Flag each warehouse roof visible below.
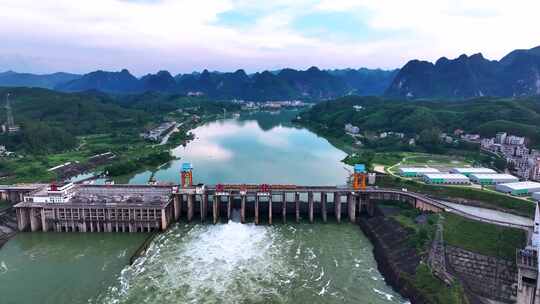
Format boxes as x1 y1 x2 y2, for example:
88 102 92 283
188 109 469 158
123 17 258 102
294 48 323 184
497 181 540 190
399 167 440 173
423 173 469 179
469 173 518 180
451 167 496 174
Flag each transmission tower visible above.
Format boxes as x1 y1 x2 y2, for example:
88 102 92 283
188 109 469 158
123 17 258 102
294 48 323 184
5 93 19 133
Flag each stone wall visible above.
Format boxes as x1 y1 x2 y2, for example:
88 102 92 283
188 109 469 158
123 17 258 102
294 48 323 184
446 245 517 304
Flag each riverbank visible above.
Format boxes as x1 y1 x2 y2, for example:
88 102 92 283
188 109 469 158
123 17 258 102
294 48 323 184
0 208 17 249
359 207 475 304
358 200 526 304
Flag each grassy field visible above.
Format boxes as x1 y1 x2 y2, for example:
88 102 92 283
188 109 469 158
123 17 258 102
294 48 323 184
387 152 475 175
444 213 526 260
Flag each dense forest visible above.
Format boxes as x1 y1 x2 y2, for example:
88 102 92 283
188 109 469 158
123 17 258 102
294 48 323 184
0 87 151 153
0 88 238 154
300 95 540 149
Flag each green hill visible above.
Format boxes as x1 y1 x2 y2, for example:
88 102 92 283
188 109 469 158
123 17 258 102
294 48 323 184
300 96 540 148
0 87 151 153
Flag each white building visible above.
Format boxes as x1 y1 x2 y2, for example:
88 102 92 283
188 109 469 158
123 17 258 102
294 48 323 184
481 138 495 149
462 134 480 141
496 181 540 196
450 167 497 176
423 173 470 185
506 135 525 146
515 146 530 157
469 173 519 185
23 183 77 204
530 159 540 181
353 105 363 112
344 124 360 134
496 132 507 144
398 167 440 177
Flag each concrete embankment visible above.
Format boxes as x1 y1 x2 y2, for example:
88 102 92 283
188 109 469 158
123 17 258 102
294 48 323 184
358 207 519 304
358 213 430 304
129 232 159 265
0 208 17 249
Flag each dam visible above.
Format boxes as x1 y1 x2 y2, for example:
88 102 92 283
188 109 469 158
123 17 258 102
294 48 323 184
12 179 445 233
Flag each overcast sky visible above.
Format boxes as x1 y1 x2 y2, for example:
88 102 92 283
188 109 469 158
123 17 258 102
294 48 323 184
1 0 539 76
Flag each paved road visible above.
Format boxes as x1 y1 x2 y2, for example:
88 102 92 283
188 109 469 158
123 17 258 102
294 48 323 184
436 200 533 229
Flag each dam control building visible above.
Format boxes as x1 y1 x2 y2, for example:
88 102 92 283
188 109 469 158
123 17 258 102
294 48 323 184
15 183 174 232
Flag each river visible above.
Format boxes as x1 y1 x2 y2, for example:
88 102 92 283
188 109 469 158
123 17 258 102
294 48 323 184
0 110 407 304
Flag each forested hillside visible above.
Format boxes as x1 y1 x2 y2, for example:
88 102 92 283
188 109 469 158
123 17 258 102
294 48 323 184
301 96 540 147
0 87 150 153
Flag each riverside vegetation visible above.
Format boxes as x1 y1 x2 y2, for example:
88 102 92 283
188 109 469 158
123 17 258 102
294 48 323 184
298 95 538 217
0 87 239 183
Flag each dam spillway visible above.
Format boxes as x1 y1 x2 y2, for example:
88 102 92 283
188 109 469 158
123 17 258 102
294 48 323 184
12 182 445 233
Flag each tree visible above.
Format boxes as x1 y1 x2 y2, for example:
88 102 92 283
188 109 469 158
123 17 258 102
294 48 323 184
418 128 444 153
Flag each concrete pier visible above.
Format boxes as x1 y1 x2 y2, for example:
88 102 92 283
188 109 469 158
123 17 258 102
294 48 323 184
321 192 327 223
308 192 314 224
41 208 48 232
241 195 246 223
255 196 260 225
16 207 29 231
227 196 232 221
29 208 41 232
187 195 194 222
201 194 208 222
334 193 341 223
213 196 220 224
268 196 273 225
282 193 287 224
348 194 356 223
173 195 181 221
295 192 300 223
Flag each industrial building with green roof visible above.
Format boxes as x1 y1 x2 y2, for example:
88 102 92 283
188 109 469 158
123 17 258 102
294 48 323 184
496 181 540 196
469 173 519 185
423 173 470 185
398 167 440 177
449 167 497 177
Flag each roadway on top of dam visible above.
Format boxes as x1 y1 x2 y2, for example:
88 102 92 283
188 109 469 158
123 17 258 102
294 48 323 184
181 185 534 230
2 182 533 230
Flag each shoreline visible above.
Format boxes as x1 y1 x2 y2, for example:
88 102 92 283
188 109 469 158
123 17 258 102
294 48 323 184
0 208 17 250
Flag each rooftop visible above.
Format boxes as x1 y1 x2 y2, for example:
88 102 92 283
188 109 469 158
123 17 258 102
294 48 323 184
17 184 173 208
423 173 469 179
469 173 518 180
497 181 540 190
399 167 440 173
451 167 496 173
